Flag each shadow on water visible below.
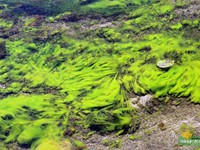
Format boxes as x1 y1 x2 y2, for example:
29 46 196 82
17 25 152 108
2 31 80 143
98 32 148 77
10 4 48 16
0 0 77 16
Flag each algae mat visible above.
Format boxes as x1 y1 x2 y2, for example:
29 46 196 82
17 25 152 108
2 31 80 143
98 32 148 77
0 0 200 149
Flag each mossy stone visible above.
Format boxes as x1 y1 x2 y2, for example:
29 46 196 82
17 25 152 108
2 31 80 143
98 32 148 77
36 139 72 150
17 126 43 145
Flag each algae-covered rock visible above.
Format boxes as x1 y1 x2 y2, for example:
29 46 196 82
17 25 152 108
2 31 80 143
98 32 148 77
17 126 43 145
0 95 69 147
171 23 183 30
97 28 121 42
73 139 87 150
157 59 175 69
36 139 72 150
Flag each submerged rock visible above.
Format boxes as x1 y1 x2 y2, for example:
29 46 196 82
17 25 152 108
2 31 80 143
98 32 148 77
157 59 175 69
138 94 153 107
36 139 72 150
130 94 154 113
0 84 6 89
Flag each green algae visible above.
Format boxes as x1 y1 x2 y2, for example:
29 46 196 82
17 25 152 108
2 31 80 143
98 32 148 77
171 23 183 30
0 0 200 149
0 18 13 29
0 95 69 148
72 139 86 150
175 0 190 8
77 0 163 16
1 29 200 144
0 38 140 147
35 139 72 150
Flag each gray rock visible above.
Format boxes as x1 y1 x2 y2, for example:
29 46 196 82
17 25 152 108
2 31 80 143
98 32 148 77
157 59 175 69
129 94 154 111
138 94 153 107
0 84 6 89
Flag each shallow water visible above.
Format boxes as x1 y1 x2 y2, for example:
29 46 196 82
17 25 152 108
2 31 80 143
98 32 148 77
0 0 200 149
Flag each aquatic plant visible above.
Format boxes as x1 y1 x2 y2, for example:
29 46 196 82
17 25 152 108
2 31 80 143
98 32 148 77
0 95 69 148
0 0 200 149
0 18 13 29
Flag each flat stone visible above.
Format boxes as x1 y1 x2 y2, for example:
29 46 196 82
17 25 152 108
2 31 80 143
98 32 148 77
157 59 175 69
